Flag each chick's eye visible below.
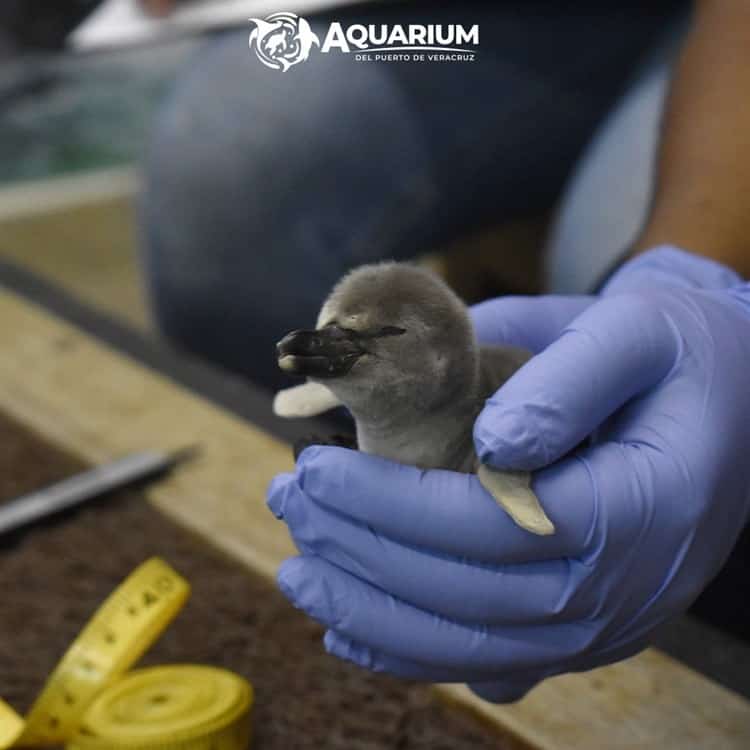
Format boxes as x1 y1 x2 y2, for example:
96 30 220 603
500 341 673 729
325 324 407 339
378 326 407 337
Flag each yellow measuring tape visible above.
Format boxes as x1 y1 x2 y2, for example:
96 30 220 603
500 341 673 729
0 558 254 750
69 666 252 750
0 701 25 749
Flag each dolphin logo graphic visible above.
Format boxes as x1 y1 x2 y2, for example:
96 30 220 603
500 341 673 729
249 13 320 72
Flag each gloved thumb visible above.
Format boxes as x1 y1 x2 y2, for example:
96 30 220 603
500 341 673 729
470 295 594 353
474 294 677 471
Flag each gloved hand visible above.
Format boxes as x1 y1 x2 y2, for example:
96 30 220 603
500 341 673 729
266 246 750 702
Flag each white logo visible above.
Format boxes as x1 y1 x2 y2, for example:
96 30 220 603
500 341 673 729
248 12 320 72
321 23 479 54
248 15 479 70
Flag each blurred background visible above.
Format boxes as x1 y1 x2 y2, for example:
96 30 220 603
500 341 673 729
0 1 203 331
0 0 553 355
3 0 690 391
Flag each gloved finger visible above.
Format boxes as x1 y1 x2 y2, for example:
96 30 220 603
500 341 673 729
474 294 679 471
277 471 592 624
324 630 649 698
468 679 539 703
328 627 650 700
324 631 547 692
283 447 595 564
469 295 594 352
266 471 297 518
277 555 598 673
464 634 652 704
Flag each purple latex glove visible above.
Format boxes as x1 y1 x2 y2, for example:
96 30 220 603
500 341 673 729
267 246 750 702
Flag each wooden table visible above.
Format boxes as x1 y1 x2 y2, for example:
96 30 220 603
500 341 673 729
0 266 748 750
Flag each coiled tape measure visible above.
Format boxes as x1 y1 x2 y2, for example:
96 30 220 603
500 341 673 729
0 558 253 750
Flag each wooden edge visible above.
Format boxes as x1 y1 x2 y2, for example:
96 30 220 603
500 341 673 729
0 167 138 222
0 288 748 749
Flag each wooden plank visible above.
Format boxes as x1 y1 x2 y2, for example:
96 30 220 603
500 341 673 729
0 288 748 749
0 288 295 580
446 650 750 750
0 168 137 222
0 192 149 332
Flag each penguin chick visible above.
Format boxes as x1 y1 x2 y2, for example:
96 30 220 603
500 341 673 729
275 262 555 535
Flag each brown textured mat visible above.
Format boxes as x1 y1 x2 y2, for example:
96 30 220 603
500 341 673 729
0 411 528 750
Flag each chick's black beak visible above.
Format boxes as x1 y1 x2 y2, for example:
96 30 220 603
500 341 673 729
276 326 366 378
